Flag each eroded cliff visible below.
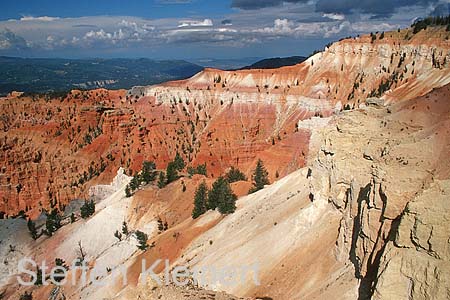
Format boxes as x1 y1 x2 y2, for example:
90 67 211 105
3 25 448 218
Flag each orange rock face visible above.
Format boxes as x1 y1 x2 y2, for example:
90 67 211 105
0 87 313 218
1 26 449 217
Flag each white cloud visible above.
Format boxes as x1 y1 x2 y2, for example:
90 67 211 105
20 16 60 22
118 20 155 32
84 29 112 40
178 19 213 28
323 13 345 21
0 7 410 56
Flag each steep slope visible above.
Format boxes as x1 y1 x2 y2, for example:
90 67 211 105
171 83 450 299
3 83 449 300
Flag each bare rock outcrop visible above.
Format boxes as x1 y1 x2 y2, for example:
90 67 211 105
372 180 450 300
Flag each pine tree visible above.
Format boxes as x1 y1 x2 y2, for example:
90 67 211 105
122 221 129 236
70 213 76 223
173 152 185 171
135 230 148 251
19 291 33 300
80 200 95 219
125 185 132 197
34 266 43 286
196 163 207 176
249 159 270 194
54 258 68 283
192 182 208 219
157 217 164 232
129 173 141 191
141 161 157 183
187 163 207 177
157 171 167 188
208 177 237 214
166 161 178 184
225 166 247 183
45 209 62 236
114 230 122 241
27 219 38 240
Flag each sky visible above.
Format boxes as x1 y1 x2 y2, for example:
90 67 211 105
0 0 448 60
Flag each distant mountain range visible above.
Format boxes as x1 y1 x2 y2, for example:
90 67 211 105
0 56 308 96
0 56 203 95
240 56 307 70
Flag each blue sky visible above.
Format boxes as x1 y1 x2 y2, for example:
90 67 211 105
0 0 231 20
0 0 447 60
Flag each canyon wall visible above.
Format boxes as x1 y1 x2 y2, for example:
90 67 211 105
1 26 449 220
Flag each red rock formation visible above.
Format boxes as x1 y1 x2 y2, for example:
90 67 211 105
1 26 449 218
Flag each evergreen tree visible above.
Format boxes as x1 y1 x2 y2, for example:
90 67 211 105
80 200 95 219
157 171 167 188
192 182 208 219
34 266 43 286
122 221 129 236
27 219 38 240
45 209 62 236
135 230 148 251
196 163 207 176
125 185 132 197
156 217 168 232
70 213 76 223
157 217 165 232
19 291 33 300
187 163 207 177
166 161 178 184
54 258 68 283
129 173 141 191
249 159 269 194
225 166 247 183
173 152 185 170
114 230 122 241
141 161 157 183
208 177 237 214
